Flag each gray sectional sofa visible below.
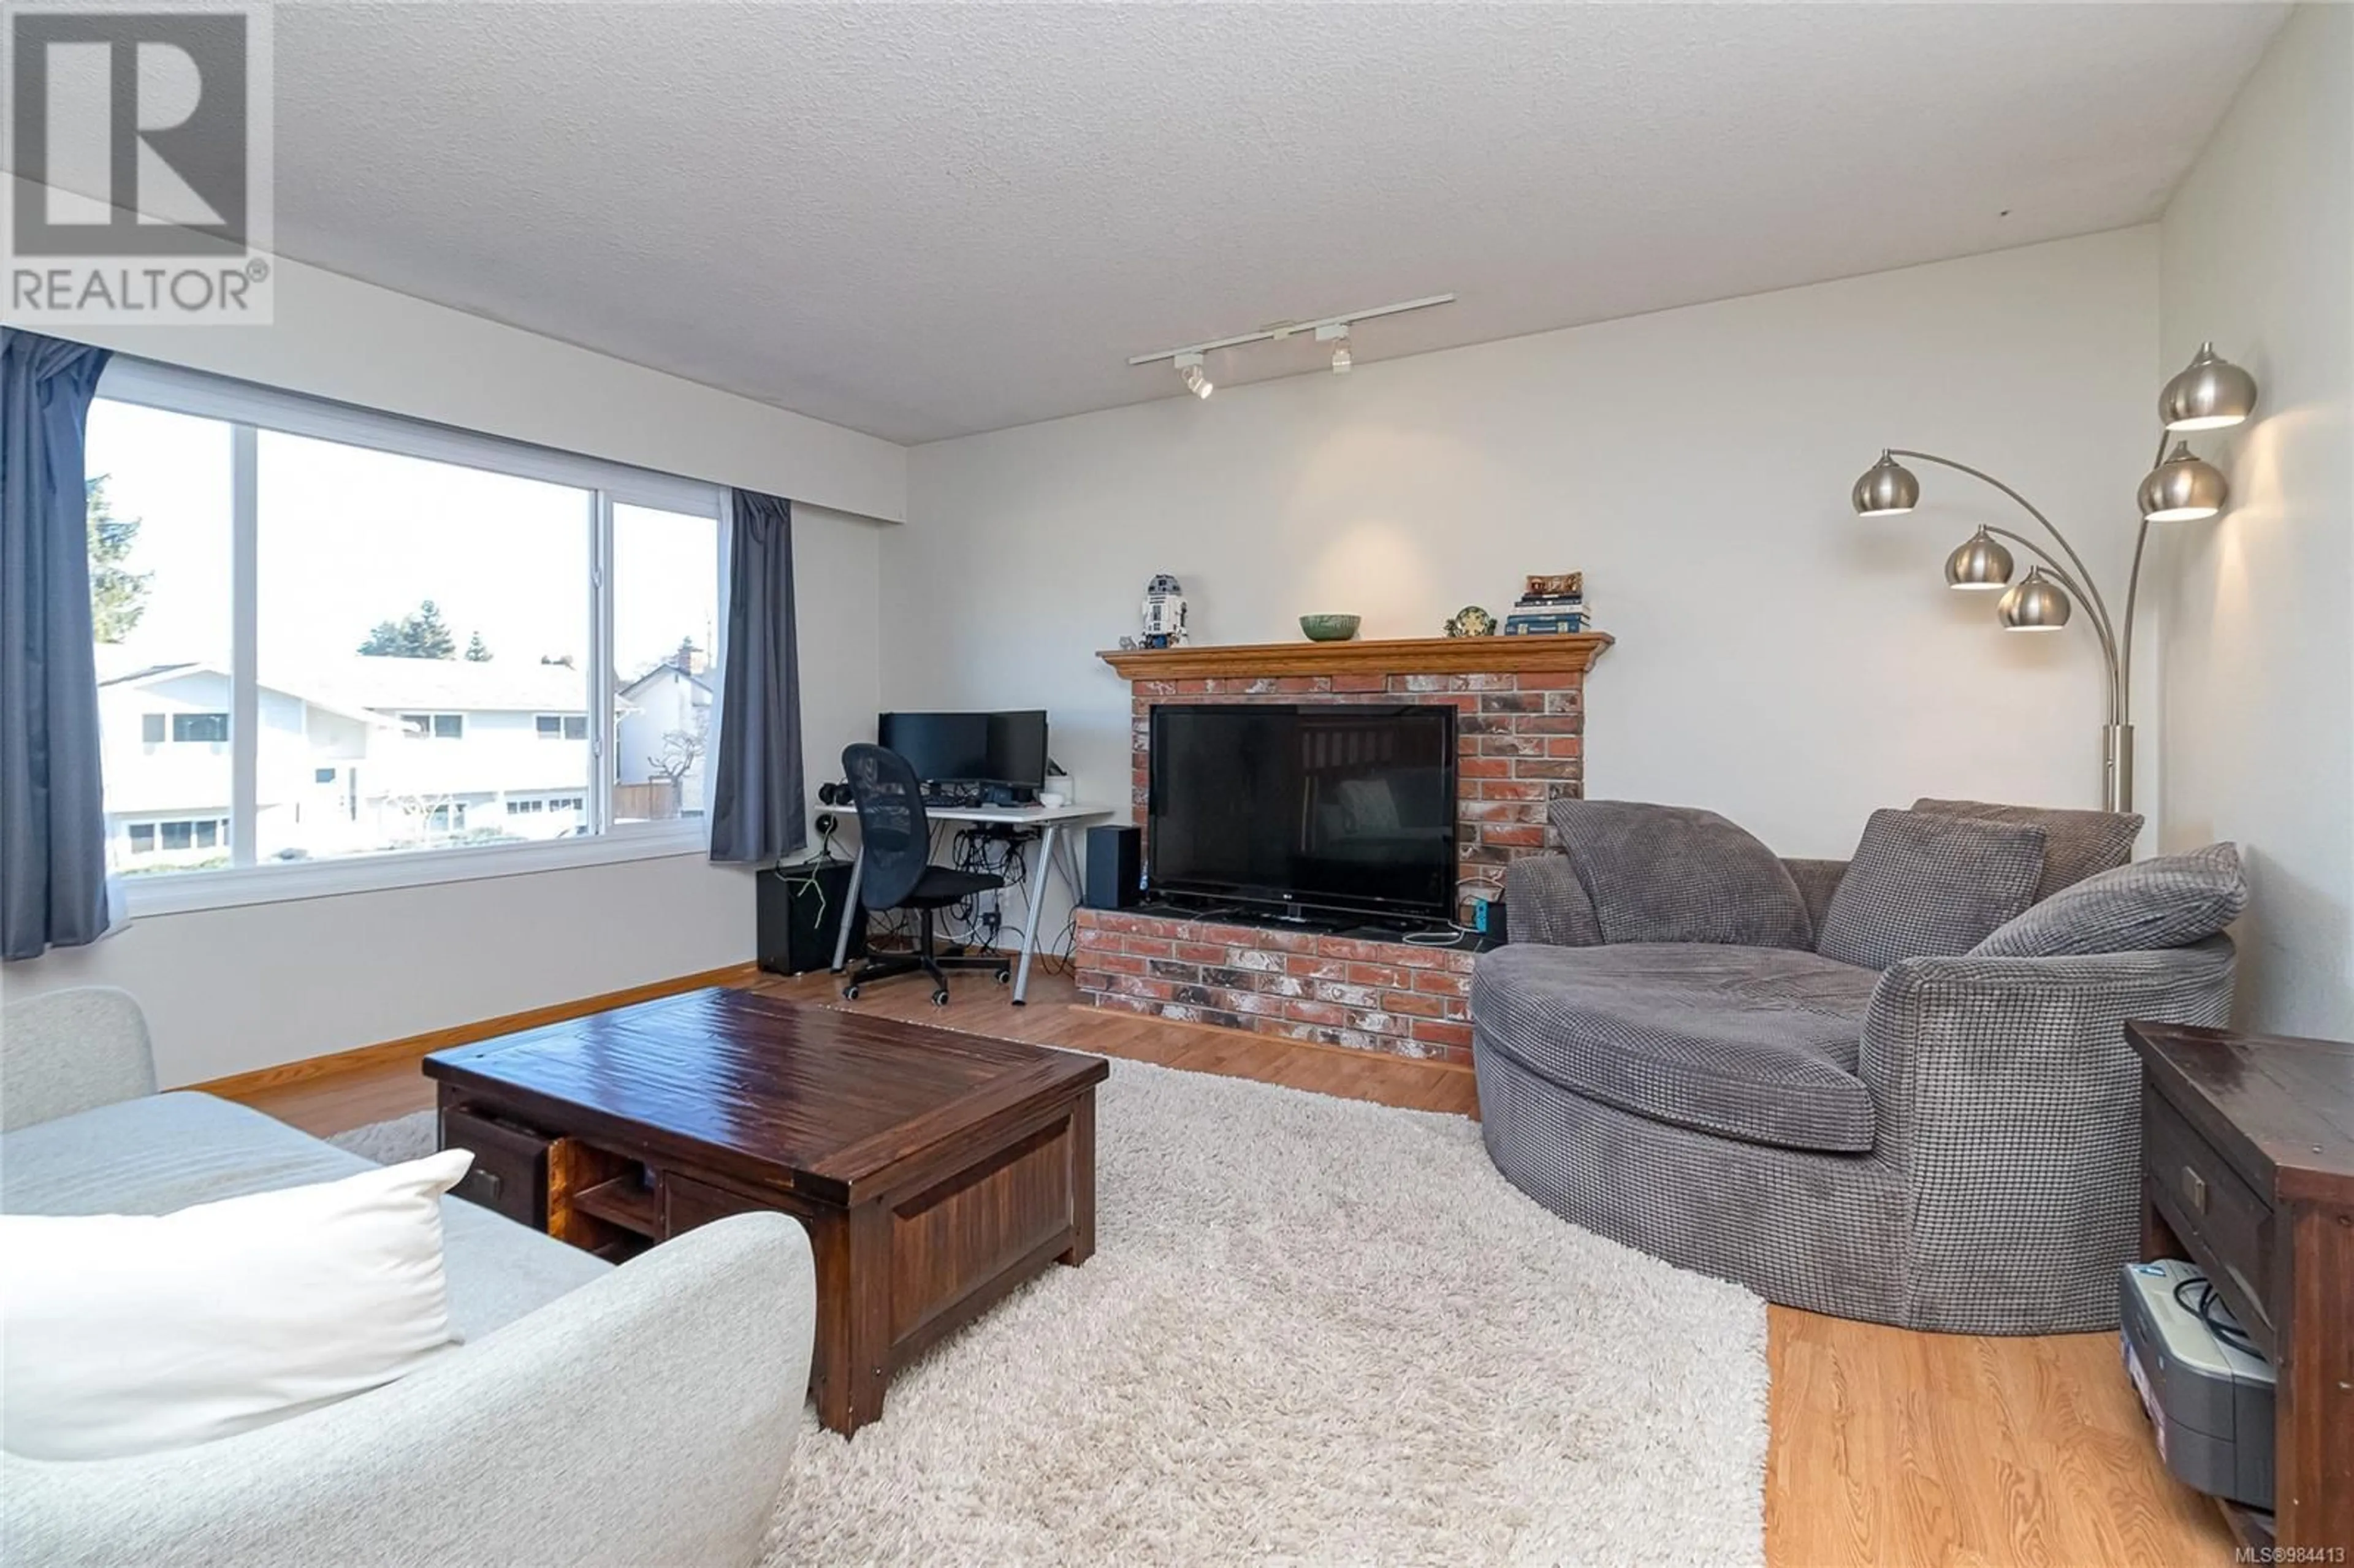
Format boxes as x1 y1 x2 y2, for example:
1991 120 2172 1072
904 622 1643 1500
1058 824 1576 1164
1 987 816 1568
1473 798 2246 1334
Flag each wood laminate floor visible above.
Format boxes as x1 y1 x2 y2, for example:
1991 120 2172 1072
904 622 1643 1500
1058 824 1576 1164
224 967 2234 1567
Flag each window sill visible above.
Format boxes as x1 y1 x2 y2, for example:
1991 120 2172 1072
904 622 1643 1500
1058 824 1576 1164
116 824 716 918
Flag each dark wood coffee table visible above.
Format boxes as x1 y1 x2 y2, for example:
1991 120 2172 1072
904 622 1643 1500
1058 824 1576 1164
422 987 1108 1435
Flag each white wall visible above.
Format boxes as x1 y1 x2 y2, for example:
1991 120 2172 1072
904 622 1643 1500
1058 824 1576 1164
3 245 895 1086
2155 2 2354 1038
895 231 2162 871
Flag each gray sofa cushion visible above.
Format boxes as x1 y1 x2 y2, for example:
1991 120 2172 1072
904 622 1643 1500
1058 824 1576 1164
1912 797 2141 901
1973 842 2247 958
1548 799 1813 950
1816 809 2046 970
1471 942 1880 1152
0 1091 608 1343
1782 858 1848 935
1503 850 1602 946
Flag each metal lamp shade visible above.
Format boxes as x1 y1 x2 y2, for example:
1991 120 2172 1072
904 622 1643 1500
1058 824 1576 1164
1945 528 2015 590
2161 343 2259 432
1851 453 1919 516
1998 569 2072 631
2139 442 2230 522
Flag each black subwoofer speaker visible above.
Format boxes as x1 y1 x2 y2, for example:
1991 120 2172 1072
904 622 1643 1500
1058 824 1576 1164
756 858 864 976
1084 824 1141 910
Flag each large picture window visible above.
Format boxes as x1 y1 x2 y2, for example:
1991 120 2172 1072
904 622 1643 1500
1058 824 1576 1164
85 359 726 912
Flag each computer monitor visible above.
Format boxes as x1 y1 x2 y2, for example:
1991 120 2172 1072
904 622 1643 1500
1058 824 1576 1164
877 712 989 784
877 710 1049 790
985 710 1048 790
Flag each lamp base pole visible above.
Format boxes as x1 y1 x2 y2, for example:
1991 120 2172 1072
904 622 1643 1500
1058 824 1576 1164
2103 723 2133 815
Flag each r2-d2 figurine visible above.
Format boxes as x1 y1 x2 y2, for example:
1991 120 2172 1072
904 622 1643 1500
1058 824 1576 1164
1140 573 1189 649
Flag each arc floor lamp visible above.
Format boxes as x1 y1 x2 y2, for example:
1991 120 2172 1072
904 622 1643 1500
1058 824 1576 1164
1850 343 2258 813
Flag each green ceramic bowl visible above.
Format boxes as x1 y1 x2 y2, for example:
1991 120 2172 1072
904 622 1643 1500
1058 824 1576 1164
1300 614 1362 642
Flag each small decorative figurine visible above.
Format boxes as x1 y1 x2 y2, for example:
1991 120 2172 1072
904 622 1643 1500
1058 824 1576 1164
1140 573 1189 649
1444 605 1498 637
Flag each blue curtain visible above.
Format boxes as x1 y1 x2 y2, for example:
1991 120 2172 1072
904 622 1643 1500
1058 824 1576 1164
1 330 115 959
708 489 807 865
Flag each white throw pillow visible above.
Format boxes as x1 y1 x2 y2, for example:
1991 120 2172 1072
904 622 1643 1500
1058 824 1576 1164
2 1148 473 1461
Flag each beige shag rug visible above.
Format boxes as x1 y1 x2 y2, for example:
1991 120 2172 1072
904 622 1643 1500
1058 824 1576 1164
337 1059 1766 1566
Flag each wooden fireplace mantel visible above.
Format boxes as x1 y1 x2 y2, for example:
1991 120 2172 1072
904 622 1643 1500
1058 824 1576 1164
1096 632 1613 681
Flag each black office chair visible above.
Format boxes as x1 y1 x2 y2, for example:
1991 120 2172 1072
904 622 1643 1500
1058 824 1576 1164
840 743 1011 1006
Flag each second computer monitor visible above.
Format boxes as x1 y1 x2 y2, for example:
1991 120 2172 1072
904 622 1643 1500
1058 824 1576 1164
878 710 1048 790
985 710 1048 791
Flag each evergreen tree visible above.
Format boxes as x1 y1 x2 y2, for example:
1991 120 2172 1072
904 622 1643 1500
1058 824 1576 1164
463 631 492 662
86 476 151 644
357 599 459 659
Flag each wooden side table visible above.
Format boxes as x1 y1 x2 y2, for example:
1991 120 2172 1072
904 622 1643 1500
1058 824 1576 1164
2128 1021 2354 1556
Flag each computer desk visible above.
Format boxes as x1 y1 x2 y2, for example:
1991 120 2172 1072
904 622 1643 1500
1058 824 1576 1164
829 801 1116 1003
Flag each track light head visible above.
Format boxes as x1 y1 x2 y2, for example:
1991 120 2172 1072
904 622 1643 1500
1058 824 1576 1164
1317 322 1351 375
1175 352 1213 400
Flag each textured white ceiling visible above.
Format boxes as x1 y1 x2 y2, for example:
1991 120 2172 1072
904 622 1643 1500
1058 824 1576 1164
267 2 2286 444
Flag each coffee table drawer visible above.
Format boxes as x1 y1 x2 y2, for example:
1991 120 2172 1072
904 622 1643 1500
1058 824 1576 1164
440 1105 551 1230
2143 1090 2276 1345
665 1170 818 1234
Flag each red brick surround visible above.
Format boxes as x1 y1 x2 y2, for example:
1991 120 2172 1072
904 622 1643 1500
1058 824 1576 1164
1074 908 1477 1061
1084 636 1613 1060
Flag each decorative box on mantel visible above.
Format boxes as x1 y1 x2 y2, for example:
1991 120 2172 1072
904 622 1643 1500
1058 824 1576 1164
1086 633 1613 1060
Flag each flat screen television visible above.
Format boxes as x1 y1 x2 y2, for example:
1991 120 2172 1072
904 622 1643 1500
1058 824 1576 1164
1148 704 1457 924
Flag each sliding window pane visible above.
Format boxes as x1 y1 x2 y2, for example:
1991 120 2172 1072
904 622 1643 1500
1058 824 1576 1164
85 400 234 876
256 432 592 859
612 503 720 823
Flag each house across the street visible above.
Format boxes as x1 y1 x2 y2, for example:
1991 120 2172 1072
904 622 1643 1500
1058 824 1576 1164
93 651 666 870
614 639 712 823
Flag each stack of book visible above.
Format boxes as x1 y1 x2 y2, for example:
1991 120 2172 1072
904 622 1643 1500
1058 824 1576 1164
1503 585 1587 636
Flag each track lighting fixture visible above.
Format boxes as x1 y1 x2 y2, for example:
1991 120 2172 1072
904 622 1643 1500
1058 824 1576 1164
1317 322 1352 375
1128 292 1453 400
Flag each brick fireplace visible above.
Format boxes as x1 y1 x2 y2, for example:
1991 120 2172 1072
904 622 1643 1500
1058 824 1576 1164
1077 633 1612 1060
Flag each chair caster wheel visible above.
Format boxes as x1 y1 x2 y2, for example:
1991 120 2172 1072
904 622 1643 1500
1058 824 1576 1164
842 984 860 1000
996 969 1011 985
931 988 951 1007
